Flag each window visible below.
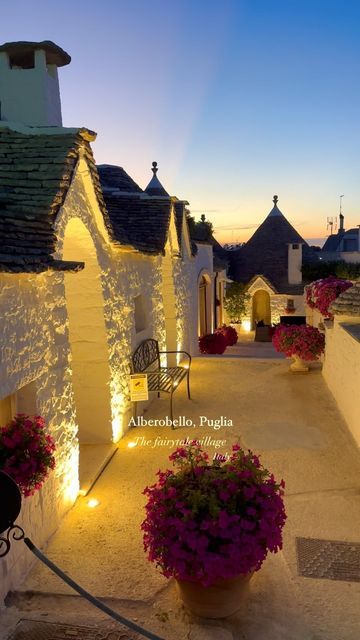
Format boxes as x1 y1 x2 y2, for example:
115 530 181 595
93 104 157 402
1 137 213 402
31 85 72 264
9 51 35 69
134 295 148 333
292 243 299 250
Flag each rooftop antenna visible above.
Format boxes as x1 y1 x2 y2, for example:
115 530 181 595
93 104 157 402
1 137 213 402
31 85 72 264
327 217 336 234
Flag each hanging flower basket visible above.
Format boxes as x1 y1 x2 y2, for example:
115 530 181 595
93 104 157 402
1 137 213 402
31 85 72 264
142 442 286 617
199 332 227 354
0 414 56 497
215 324 238 346
305 276 353 320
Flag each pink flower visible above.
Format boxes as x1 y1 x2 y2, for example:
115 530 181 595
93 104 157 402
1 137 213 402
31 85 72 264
0 414 56 497
142 442 286 586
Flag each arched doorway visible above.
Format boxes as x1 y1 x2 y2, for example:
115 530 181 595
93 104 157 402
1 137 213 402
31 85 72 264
198 274 211 336
252 289 271 327
62 218 113 490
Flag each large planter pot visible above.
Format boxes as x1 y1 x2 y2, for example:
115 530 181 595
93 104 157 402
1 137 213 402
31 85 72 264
176 571 253 618
290 354 309 373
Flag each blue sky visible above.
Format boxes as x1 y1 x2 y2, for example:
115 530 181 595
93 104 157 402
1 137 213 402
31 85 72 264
2 0 360 244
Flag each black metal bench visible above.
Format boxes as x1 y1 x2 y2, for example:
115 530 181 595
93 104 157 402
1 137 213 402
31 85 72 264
131 339 191 424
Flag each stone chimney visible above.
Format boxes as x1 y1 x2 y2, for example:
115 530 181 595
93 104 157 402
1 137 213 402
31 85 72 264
0 40 70 126
288 243 303 285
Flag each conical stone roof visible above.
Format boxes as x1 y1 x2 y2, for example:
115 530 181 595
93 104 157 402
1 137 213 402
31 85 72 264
229 196 317 293
330 280 360 316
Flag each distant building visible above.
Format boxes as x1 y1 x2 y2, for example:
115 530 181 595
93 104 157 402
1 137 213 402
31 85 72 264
228 196 317 328
322 213 360 262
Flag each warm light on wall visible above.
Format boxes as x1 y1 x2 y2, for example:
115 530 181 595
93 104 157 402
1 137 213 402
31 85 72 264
62 445 80 505
111 390 127 443
242 320 251 332
127 441 137 448
87 498 100 508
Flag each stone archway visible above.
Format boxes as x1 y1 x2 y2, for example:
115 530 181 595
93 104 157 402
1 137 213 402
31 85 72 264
252 289 271 328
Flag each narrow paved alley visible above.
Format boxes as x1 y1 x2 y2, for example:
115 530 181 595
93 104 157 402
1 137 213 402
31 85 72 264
2 356 360 640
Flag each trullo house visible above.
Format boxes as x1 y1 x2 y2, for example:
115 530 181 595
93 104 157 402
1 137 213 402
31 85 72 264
0 40 222 601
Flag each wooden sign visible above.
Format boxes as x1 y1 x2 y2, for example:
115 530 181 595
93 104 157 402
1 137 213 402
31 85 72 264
129 374 149 401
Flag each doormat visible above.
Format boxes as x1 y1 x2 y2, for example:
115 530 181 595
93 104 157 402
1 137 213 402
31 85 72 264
9 619 142 640
296 536 360 582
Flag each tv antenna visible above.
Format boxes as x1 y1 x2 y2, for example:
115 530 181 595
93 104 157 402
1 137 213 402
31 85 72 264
327 217 337 234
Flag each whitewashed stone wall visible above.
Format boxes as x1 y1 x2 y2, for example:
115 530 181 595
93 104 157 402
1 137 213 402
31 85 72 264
323 318 360 447
172 217 197 357
192 244 214 352
0 270 78 604
0 159 168 603
270 294 305 324
241 276 305 326
55 160 167 439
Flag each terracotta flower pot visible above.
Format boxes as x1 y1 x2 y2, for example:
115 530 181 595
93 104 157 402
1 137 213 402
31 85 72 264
290 354 309 373
176 571 253 618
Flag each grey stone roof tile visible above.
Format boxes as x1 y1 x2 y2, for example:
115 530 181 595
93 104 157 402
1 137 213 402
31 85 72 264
0 126 108 272
330 280 360 316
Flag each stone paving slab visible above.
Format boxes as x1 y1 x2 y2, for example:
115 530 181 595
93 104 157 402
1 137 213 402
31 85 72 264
9 619 139 639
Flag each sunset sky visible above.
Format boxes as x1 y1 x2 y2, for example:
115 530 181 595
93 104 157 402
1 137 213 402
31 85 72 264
3 0 360 245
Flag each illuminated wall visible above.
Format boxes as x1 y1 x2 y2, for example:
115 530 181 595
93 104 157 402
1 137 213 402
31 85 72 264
62 218 113 444
0 270 78 603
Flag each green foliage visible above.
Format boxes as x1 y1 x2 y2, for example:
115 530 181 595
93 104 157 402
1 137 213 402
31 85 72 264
186 212 213 242
302 260 360 281
223 282 250 323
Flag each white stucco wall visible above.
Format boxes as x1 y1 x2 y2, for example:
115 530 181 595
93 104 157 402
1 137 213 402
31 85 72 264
287 243 302 284
323 317 360 447
0 152 206 602
0 270 78 604
171 213 198 358
192 243 214 351
0 159 168 603
55 160 167 439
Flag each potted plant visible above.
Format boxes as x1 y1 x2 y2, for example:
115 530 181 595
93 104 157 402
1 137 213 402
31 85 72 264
199 332 227 355
272 324 325 372
305 276 352 320
142 442 286 618
215 324 238 346
0 414 56 497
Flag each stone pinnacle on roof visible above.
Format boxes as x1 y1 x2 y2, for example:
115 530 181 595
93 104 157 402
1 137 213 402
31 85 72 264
330 280 360 316
267 194 284 218
145 161 169 197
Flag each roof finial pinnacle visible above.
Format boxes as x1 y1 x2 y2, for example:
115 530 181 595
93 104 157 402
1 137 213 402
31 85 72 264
151 161 158 176
273 195 278 205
